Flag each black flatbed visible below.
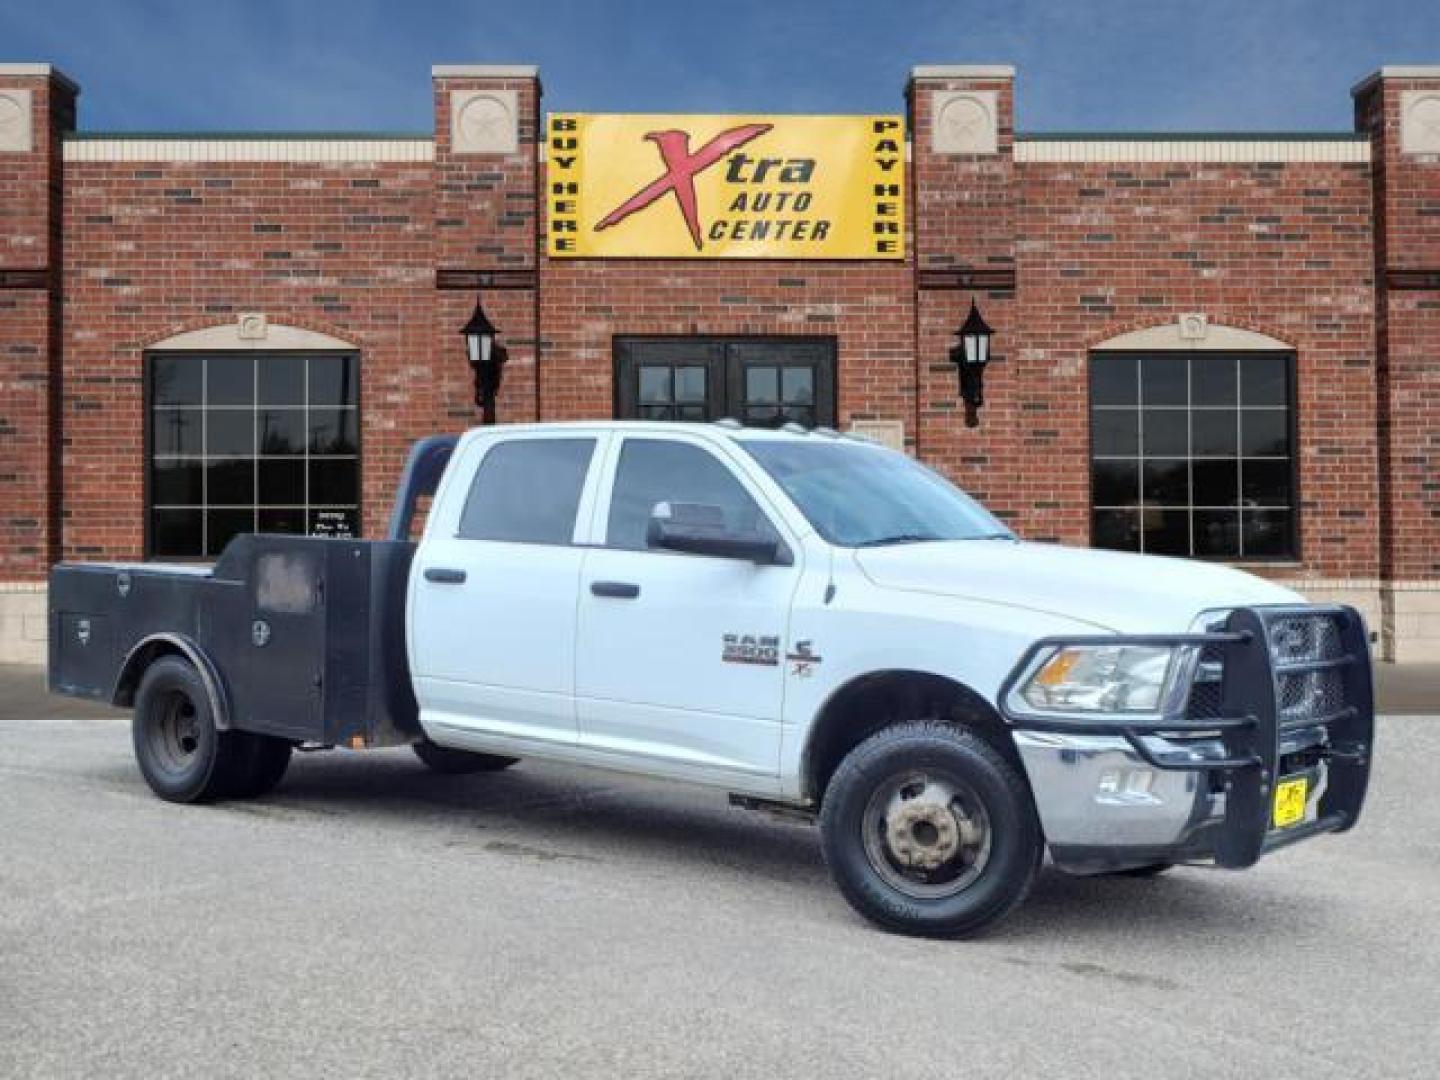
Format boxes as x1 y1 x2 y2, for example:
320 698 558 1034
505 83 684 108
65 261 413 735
47 435 460 748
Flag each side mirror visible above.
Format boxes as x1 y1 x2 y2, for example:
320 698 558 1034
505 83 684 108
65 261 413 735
646 501 786 565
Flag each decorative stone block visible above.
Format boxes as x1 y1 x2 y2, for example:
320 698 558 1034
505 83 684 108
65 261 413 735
237 312 268 340
0 87 33 152
849 420 907 452
0 587 47 665
451 88 519 155
1178 313 1208 340
1400 90 1440 155
932 90 998 155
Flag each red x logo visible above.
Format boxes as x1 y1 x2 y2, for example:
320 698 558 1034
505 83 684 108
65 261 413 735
595 123 773 251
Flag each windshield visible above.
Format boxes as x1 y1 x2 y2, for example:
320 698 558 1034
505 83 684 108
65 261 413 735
739 439 1013 547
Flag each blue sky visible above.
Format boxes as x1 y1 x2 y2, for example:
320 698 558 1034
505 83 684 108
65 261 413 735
3 0 1437 133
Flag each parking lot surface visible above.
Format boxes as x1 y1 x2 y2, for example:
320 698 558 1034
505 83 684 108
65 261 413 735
2 709 1437 1079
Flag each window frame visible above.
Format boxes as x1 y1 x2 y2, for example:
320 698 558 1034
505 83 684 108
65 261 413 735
453 434 602 548
1086 348 1301 563
143 349 362 562
589 432 797 560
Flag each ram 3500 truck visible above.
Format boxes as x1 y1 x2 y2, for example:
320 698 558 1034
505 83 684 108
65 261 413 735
49 421 1374 937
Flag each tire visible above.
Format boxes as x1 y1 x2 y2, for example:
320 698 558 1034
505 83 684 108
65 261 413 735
225 734 293 798
819 721 1043 939
412 739 517 775
132 656 245 803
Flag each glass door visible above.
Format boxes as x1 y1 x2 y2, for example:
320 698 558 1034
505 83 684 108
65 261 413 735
725 339 832 429
614 337 836 428
614 339 725 422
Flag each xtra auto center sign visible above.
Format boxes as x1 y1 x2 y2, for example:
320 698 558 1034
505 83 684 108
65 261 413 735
546 114 905 259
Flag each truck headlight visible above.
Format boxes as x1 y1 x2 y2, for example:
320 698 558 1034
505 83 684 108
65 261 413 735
1020 645 1178 713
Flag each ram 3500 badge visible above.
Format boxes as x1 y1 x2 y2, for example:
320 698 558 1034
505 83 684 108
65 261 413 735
48 422 1373 937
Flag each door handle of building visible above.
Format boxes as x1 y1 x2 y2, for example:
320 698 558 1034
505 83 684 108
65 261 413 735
590 581 640 599
423 567 467 584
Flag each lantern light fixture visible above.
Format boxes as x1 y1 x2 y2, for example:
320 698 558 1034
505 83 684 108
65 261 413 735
460 295 506 425
949 299 994 428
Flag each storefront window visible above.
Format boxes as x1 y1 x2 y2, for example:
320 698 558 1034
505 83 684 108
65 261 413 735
1089 352 1295 560
147 353 360 558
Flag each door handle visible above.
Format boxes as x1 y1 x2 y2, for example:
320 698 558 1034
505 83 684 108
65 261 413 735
423 567 467 584
590 580 640 599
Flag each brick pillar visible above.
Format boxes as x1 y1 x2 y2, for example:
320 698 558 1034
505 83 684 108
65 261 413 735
0 64 75 662
1354 66 1440 661
908 66 1027 527
431 65 541 430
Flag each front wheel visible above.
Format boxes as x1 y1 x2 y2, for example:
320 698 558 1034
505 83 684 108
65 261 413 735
819 721 1042 938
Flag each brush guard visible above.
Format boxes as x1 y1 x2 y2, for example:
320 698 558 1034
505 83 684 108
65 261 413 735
999 605 1374 869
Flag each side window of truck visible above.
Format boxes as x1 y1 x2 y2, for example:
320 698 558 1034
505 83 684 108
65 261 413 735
458 438 596 545
606 438 779 551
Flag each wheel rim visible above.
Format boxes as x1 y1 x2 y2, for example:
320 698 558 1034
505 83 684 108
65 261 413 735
146 688 204 778
860 769 993 900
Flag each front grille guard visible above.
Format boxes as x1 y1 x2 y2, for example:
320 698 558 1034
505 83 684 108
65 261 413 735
998 605 1374 868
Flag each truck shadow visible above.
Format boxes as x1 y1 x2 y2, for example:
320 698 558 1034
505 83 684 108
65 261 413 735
190 750 1329 942
248 751 830 887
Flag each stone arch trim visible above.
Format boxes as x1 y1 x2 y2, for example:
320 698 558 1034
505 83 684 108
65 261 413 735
144 318 359 352
1090 319 1295 353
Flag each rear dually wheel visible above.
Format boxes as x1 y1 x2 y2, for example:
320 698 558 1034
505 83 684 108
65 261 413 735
131 656 245 803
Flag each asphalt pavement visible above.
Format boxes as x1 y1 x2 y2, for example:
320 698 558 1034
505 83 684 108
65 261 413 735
2 697 1438 1079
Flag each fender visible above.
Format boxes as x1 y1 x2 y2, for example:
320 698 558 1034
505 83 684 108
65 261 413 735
111 632 233 731
794 667 1021 805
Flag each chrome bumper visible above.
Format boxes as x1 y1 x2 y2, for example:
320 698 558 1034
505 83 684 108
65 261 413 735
1013 731 1225 873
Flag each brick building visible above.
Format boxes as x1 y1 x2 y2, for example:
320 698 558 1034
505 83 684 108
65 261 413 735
1 61 1437 663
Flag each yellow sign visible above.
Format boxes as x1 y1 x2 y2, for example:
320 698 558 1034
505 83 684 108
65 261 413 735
1272 777 1309 829
547 113 905 260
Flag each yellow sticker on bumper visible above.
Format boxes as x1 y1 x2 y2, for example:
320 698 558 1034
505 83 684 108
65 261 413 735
1273 777 1309 829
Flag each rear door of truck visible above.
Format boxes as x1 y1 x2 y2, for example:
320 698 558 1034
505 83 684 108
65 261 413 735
407 430 608 750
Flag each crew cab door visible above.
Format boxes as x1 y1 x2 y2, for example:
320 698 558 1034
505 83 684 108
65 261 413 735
574 433 800 779
409 432 604 748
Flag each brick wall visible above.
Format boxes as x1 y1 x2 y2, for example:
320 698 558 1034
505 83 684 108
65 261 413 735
536 260 915 431
909 72 1379 585
1 60 1437 663
60 156 438 551
910 71 1021 528
1356 71 1440 658
0 69 74 583
1010 156 1378 574
432 71 541 430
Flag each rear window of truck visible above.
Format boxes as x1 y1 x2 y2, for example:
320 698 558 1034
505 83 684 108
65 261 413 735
458 438 596 545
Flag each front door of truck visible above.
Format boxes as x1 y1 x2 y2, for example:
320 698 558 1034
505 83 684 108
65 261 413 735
409 432 604 750
574 434 799 779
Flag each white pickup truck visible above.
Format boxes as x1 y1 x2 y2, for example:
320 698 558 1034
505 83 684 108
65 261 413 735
48 421 1374 937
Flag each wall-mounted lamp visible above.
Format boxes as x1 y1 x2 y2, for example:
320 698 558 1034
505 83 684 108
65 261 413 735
461 294 506 425
948 299 994 428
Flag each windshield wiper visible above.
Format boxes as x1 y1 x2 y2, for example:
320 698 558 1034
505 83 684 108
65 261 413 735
853 533 943 547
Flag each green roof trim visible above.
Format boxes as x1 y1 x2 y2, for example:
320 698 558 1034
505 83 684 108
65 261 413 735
1018 131 1369 142
66 131 432 141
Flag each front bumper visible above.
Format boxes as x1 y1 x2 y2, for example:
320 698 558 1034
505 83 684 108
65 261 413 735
999 605 1374 874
